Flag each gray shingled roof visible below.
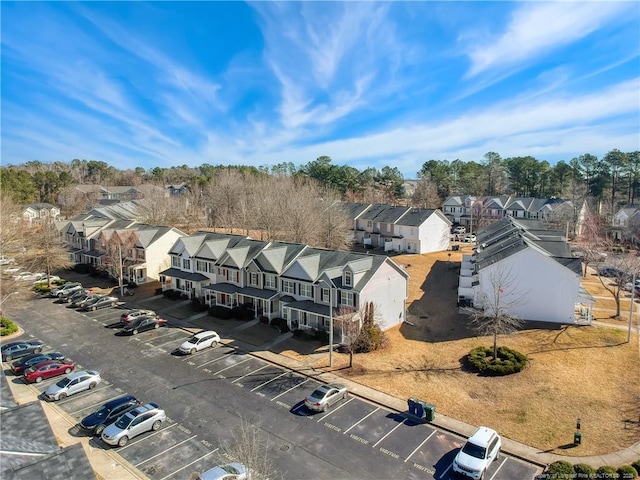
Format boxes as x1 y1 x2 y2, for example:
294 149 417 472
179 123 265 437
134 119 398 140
341 202 371 218
2 444 95 480
216 239 269 269
252 242 308 274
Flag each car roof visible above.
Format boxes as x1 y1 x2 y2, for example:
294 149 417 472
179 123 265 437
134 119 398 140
103 395 137 409
194 331 217 338
67 370 99 380
468 426 499 445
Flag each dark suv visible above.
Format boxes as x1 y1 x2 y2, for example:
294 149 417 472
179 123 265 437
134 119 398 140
80 395 140 436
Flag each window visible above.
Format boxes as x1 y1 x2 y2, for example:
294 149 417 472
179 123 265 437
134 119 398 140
299 283 313 298
171 256 180 268
182 259 191 270
265 274 277 289
282 280 295 294
341 291 355 306
196 260 207 272
231 270 239 283
367 221 372 228
344 271 352 287
249 272 259 286
321 288 330 303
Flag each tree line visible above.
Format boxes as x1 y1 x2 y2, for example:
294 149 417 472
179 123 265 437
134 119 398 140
1 149 638 215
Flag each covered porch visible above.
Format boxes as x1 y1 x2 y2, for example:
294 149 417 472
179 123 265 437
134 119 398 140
202 284 280 320
159 267 210 298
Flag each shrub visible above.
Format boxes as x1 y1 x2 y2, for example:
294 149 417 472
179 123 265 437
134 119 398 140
632 461 640 476
155 287 163 295
162 289 174 298
209 305 232 319
34 284 51 294
270 318 289 333
231 306 254 321
596 466 618 479
0 317 18 336
314 330 330 343
545 461 575 477
190 298 208 312
618 465 638 479
258 315 269 324
292 329 305 338
574 463 596 478
466 346 528 375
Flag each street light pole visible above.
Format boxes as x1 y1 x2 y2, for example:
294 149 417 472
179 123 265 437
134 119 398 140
629 272 636 343
329 287 334 367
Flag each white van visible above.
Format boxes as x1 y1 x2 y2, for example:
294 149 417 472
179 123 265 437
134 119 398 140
452 426 501 479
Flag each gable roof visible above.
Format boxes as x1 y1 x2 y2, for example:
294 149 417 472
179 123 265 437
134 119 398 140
252 242 308 274
341 202 372 219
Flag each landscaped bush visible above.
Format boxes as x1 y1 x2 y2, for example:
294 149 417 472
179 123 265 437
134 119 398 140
596 466 618 478
162 289 174 298
466 345 528 376
34 283 51 294
618 465 638 479
231 306 254 321
632 460 640 476
209 305 233 319
313 330 330 343
75 263 92 274
545 461 575 477
155 287 163 295
574 463 596 478
270 318 289 333
258 315 269 324
0 317 18 336
190 298 208 312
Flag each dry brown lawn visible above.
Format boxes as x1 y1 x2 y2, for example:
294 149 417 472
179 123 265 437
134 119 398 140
280 244 640 456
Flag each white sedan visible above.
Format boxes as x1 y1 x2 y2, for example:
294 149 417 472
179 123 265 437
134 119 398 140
179 331 220 354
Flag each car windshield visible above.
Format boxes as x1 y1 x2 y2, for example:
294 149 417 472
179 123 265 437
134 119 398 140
25 366 37 373
186 335 199 343
114 413 135 429
310 386 330 399
55 377 70 388
92 405 110 418
461 441 486 459
220 465 240 474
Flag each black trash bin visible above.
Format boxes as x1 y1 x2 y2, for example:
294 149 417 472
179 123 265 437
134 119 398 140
452 245 460 251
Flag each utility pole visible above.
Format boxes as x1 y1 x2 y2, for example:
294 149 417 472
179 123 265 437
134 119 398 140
117 241 124 297
329 287 334 367
629 271 636 343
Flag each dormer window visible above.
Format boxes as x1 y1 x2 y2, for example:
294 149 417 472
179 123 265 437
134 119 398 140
344 271 352 287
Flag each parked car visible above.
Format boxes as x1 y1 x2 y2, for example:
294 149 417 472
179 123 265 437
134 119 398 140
120 309 156 324
1 340 45 362
0 255 15 265
120 316 166 335
60 289 89 304
598 267 628 278
82 295 118 311
50 282 82 297
2 265 21 274
44 370 102 401
13 271 44 281
197 462 249 480
11 352 66 375
24 360 75 383
179 331 220 354
80 395 141 436
464 234 477 243
452 426 501 480
304 383 348 412
33 274 60 284
453 226 466 234
72 293 104 309
101 402 166 446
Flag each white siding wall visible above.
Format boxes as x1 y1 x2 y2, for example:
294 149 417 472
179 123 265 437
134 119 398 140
417 215 450 253
475 248 579 324
359 261 407 331
146 231 184 282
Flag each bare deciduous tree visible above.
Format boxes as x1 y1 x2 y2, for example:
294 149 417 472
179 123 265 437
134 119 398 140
21 216 72 287
471 264 526 359
96 229 138 296
219 419 281 480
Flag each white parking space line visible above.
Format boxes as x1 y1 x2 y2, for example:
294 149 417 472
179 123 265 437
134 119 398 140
134 434 197 467
250 371 288 392
317 397 353 422
231 364 269 384
488 457 508 480
270 377 309 401
55 384 112 405
193 349 230 367
211 357 251 376
404 429 436 462
343 407 380 434
118 422 177 451
158 447 220 480
70 393 128 415
372 418 407 448
437 463 452 479
149 335 189 351
144 330 185 344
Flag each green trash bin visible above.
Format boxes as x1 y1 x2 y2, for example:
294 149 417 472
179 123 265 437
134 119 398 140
574 431 582 445
422 402 436 422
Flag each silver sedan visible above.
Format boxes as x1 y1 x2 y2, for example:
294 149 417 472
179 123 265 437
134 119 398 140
304 383 348 412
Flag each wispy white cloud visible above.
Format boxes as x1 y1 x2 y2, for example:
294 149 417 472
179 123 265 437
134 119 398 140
465 2 631 78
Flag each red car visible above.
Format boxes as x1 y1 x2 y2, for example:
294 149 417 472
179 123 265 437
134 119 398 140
24 360 75 384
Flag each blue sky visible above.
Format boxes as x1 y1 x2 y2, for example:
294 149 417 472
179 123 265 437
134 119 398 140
1 1 639 179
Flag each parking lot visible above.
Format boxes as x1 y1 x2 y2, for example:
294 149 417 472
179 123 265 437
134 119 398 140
3 295 541 479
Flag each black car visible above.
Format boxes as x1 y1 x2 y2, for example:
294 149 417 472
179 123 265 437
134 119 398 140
120 316 166 335
598 267 628 278
80 395 140 435
59 289 88 304
11 352 66 375
1 340 45 362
